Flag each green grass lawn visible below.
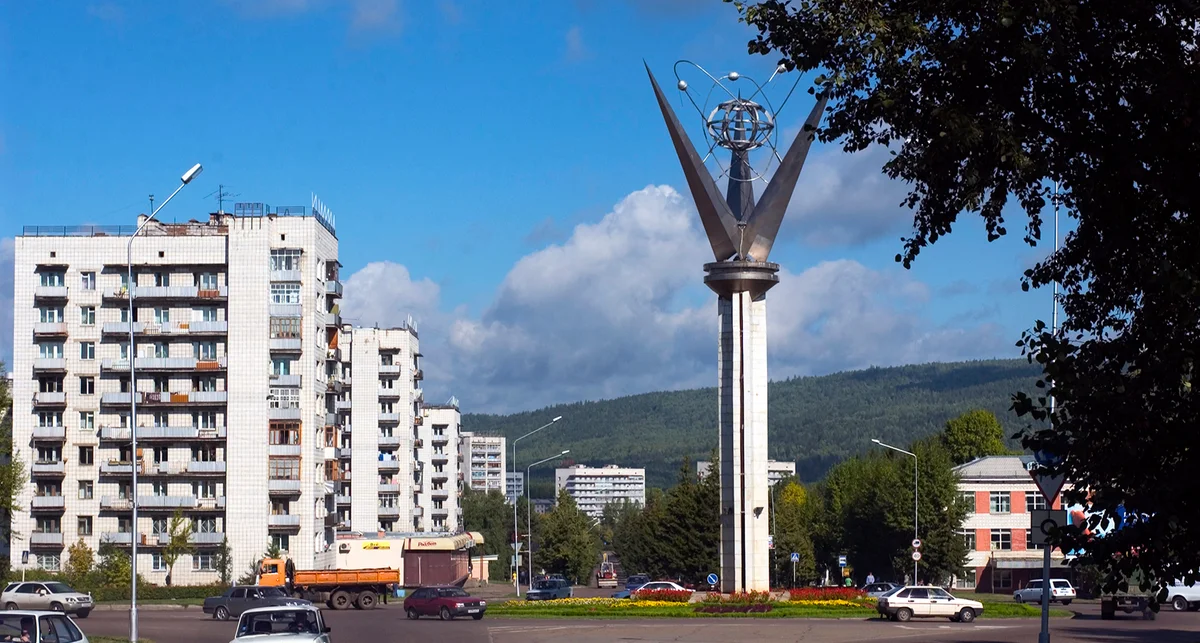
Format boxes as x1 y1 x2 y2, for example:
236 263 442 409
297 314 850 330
490 599 1074 620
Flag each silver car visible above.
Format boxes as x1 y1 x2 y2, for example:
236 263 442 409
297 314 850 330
230 605 332 642
0 610 90 642
0 582 93 617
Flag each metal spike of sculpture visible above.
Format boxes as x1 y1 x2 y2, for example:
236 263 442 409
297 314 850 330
647 61 826 593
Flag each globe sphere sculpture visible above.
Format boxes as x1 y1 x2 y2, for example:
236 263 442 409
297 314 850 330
706 98 775 152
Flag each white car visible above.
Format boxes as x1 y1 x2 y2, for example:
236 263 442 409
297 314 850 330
632 581 690 595
0 610 89 642
230 605 332 642
1167 580 1200 611
1013 579 1076 605
876 586 983 623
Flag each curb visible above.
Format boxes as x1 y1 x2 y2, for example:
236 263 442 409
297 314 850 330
93 604 199 611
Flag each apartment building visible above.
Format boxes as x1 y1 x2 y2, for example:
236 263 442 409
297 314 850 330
418 404 461 532
954 455 1071 591
696 459 796 487
554 464 645 520
459 432 506 495
10 208 341 584
505 472 524 503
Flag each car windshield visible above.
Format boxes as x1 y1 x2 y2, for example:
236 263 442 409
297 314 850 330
42 583 75 594
237 610 319 637
439 589 469 598
533 581 556 590
260 587 287 598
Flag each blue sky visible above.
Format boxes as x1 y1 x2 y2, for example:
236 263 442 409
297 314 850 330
0 0 1064 413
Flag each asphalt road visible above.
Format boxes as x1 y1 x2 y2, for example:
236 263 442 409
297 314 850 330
79 604 1200 643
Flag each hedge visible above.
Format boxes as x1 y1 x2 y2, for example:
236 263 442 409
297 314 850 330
2 569 225 602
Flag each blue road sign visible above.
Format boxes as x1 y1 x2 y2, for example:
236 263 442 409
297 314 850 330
838 555 847 568
707 573 718 586
790 552 800 563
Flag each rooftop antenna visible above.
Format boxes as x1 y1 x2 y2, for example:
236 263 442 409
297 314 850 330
205 184 240 214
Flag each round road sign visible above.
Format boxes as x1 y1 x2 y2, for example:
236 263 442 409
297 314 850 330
912 538 922 549
911 551 922 561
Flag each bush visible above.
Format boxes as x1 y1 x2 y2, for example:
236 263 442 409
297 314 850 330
694 604 773 614
2 568 225 602
702 590 773 604
633 589 692 603
788 587 866 602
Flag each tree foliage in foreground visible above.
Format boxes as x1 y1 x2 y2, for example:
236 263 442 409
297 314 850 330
536 490 600 584
733 0 1200 592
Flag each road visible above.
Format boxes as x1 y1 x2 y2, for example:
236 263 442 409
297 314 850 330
79 604 1200 643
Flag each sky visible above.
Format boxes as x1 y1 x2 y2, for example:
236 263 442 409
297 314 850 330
0 0 1065 414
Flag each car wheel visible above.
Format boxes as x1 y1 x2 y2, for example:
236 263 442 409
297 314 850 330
406 608 420 620
472 614 484 620
75 610 90 619
4 603 17 611
1061 600 1072 606
49 602 63 612
1013 594 1023 603
896 608 913 622
958 608 976 623
330 590 352 610
440 606 454 621
214 606 230 621
1173 596 1189 612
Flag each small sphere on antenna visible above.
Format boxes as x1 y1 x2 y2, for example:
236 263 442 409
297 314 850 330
677 80 688 91
728 71 740 81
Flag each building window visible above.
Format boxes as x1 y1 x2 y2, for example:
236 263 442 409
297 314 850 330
153 377 170 394
80 342 95 360
269 388 300 409
153 272 168 287
196 273 219 290
193 517 217 533
191 446 217 462
38 412 63 427
270 317 301 339
154 307 170 324
270 249 302 272
153 447 169 463
955 575 976 590
78 516 93 536
78 446 94 465
40 272 65 287
269 457 301 480
78 480 93 500
37 555 61 572
153 411 169 427
39 343 64 359
990 529 1012 551
79 411 95 430
989 491 1011 514
1026 492 1048 512
39 377 63 393
80 377 95 395
151 553 166 571
193 412 218 429
193 376 217 392
193 552 216 571
193 341 217 360
995 569 1013 589
197 307 218 322
152 481 168 497
39 307 64 323
270 283 301 305
36 446 61 464
959 529 976 551
270 423 301 445
81 272 96 290
193 481 217 498
1026 529 1046 550
271 534 290 552
271 500 291 516
153 342 169 359
80 306 95 325
271 358 292 376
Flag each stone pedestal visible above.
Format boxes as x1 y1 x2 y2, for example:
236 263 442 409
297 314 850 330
706 261 777 593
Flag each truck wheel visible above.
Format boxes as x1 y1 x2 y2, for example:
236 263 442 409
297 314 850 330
329 590 352 610
214 606 230 621
1173 596 1189 612
356 591 377 610
440 606 454 621
895 608 913 622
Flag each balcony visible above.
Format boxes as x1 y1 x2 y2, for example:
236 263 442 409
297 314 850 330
268 514 302 529
431 454 449 464
326 348 342 362
432 435 449 445
412 439 423 449
378 364 401 377
268 407 302 421
378 483 401 493
269 304 303 318
31 461 65 477
196 496 227 511
325 412 339 426
133 391 228 406
325 379 344 394
413 369 424 381
378 413 400 424
139 496 199 511
335 495 352 505
99 425 226 441
187 461 227 475
32 391 67 407
115 285 228 301
31 496 65 511
337 448 352 460
33 322 68 337
413 416 423 427
101 532 134 546
430 473 448 483
412 506 423 517
100 461 134 476
190 532 225 546
31 426 66 441
377 506 399 518
431 488 450 499
100 356 227 373
378 436 401 449
30 532 64 548
271 269 302 283
34 286 69 300
268 479 302 495
378 458 400 472
99 496 132 511
269 338 302 352
334 399 352 411
269 444 303 457
103 320 228 336
325 280 343 297
32 358 66 373
378 389 400 401
326 312 341 327
271 374 302 387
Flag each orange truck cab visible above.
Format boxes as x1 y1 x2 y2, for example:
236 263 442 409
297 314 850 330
258 558 401 611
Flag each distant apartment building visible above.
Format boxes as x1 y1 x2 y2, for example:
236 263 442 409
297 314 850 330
554 464 645 520
505 472 524 503
696 459 796 486
954 456 1071 591
459 432 506 495
417 404 461 532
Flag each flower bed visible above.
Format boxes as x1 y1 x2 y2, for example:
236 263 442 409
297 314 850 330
789 599 870 608
634 589 693 603
695 604 773 614
497 598 683 610
788 587 867 602
702 590 773 604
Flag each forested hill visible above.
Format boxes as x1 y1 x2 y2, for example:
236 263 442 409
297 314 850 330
464 359 1041 489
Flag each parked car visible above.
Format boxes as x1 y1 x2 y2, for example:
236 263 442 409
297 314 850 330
204 586 311 621
0 582 93 617
863 582 900 598
610 589 633 599
1167 580 1200 611
876 586 983 623
403 586 487 621
1013 579 1076 606
0 610 90 642
633 581 690 596
625 575 650 591
230 605 331 642
525 579 572 601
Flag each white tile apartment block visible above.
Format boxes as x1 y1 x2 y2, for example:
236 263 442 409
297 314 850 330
419 405 461 533
11 208 341 584
554 464 646 520
459 432 506 495
505 472 524 503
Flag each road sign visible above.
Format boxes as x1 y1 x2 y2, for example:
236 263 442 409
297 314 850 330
838 555 847 568
707 573 718 586
512 542 523 552
911 551 922 561
1030 509 1069 546
912 538 922 549
791 552 800 563
21 551 28 565
1027 455 1066 505
768 534 775 549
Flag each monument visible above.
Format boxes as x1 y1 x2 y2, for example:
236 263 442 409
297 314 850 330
647 61 826 592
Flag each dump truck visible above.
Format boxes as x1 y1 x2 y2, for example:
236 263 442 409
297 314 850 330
257 558 400 611
597 553 618 589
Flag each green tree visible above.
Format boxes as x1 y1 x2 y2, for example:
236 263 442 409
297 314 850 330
911 439 970 584
0 361 27 547
659 456 720 583
942 410 1012 465
64 539 94 585
772 481 816 587
734 0 1200 591
215 536 233 586
536 489 599 584
462 487 519 582
161 509 194 586
95 542 132 588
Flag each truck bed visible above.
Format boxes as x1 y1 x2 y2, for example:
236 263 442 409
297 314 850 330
294 568 400 587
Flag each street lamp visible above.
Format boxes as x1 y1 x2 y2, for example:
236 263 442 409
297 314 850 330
872 438 918 585
128 163 202 643
512 415 562 596
528 450 569 587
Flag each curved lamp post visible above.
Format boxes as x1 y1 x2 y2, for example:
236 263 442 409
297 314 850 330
511 416 562 595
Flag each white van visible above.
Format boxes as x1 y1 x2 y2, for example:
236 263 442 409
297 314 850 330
1167 580 1200 611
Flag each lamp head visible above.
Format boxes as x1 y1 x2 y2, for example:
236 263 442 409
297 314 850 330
551 416 563 422
560 450 570 455
871 439 881 444
181 163 204 184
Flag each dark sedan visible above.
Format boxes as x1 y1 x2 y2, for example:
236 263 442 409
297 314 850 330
625 575 650 591
203 585 311 621
525 579 572 601
403 586 487 621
